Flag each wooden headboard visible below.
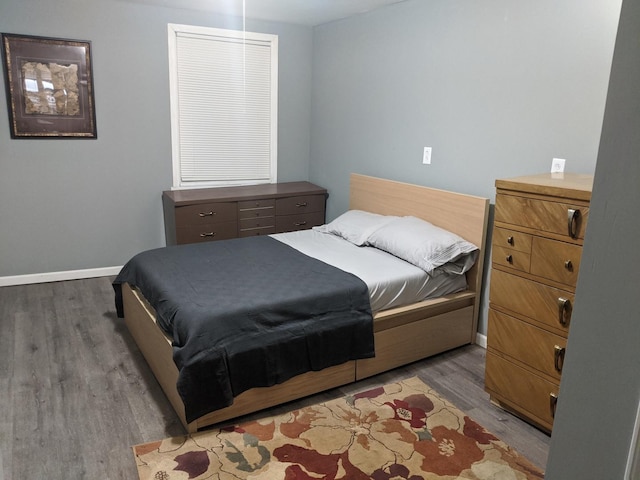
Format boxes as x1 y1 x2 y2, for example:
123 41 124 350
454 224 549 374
350 173 488 249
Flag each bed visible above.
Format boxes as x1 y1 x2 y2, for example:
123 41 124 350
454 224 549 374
115 174 489 432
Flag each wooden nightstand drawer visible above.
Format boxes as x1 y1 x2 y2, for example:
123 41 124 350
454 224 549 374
176 222 238 244
492 227 532 253
492 245 531 272
485 352 559 431
276 194 325 215
490 269 573 334
531 237 582 287
495 193 589 240
488 308 567 380
276 211 325 233
175 202 237 226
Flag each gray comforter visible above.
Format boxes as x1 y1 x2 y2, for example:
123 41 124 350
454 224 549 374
113 235 374 423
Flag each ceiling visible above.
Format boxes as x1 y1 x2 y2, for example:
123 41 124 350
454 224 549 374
119 0 406 26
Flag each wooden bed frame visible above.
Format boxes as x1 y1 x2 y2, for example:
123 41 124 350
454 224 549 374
122 174 489 432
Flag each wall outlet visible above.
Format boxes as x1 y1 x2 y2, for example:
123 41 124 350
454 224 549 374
423 147 432 165
551 157 566 173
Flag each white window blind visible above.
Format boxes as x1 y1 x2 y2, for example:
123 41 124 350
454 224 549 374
168 24 278 188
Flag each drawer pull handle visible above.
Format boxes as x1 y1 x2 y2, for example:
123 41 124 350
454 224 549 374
507 236 514 245
567 208 580 238
506 254 513 263
198 211 214 217
557 297 572 326
554 345 566 373
550 392 558 418
199 232 216 238
294 221 308 226
296 202 308 207
564 260 573 271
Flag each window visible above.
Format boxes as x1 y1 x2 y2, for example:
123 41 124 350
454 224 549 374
168 24 278 189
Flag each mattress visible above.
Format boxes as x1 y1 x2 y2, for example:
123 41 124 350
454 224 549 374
271 229 468 312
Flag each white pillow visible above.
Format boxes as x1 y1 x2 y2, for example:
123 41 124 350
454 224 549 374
366 216 478 274
313 210 397 246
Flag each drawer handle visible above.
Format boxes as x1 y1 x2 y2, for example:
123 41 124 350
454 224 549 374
507 236 514 245
567 208 580 239
199 232 216 238
506 254 513 264
294 221 308 226
554 345 566 373
550 392 558 418
557 297 572 326
295 202 308 207
564 260 573 271
198 211 214 217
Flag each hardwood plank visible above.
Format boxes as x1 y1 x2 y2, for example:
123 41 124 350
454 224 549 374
0 277 550 479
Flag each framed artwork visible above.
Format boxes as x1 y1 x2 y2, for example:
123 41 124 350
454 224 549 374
1 33 97 138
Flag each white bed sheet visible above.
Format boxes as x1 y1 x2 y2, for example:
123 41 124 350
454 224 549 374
271 230 467 313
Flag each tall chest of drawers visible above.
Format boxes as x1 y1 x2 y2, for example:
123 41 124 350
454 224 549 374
484 173 593 432
162 181 327 245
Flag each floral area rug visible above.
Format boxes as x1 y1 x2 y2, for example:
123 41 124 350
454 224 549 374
133 376 543 479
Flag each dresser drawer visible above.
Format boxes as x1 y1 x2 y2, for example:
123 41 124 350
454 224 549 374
276 195 325 215
175 222 237 244
492 227 532 253
531 237 582 287
495 193 589 240
490 269 573 334
238 207 275 220
492 245 531 272
485 352 558 431
238 199 276 210
276 211 325 233
238 199 275 220
488 309 567 380
238 226 276 237
239 217 275 231
175 202 237 226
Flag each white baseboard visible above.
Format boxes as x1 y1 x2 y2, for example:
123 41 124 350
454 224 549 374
0 266 123 287
475 332 487 349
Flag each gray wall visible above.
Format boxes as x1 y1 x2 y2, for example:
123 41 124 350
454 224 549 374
546 0 640 476
0 0 313 277
0 0 623 335
309 0 621 334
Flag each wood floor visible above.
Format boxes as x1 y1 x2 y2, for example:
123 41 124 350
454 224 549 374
0 276 550 479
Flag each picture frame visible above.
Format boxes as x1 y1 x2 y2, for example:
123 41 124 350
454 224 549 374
1 33 97 138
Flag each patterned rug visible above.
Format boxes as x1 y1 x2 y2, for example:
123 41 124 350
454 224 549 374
133 377 543 479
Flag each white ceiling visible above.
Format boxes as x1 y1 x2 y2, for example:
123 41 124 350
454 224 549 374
120 0 406 26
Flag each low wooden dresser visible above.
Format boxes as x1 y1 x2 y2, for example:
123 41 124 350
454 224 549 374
484 173 593 432
163 182 327 245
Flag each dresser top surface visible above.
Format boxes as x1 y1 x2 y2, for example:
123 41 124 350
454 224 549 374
496 173 593 201
164 181 327 206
